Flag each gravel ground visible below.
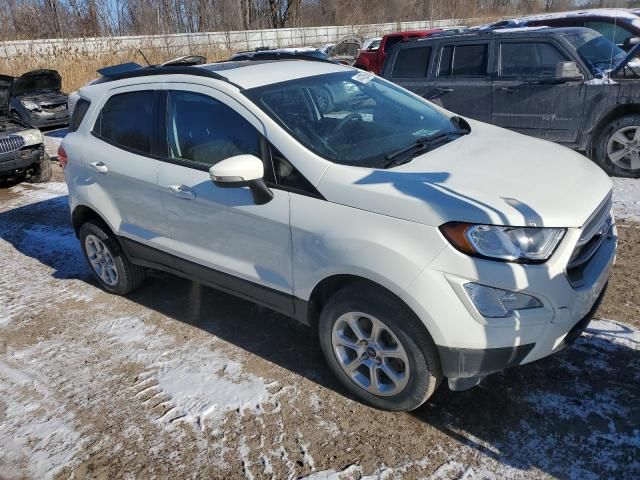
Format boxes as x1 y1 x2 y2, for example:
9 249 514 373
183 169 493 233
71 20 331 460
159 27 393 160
0 166 639 480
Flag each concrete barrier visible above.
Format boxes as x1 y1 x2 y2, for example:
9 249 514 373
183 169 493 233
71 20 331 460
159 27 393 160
0 19 469 57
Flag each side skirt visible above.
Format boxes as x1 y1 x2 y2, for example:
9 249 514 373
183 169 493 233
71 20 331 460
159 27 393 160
119 237 310 326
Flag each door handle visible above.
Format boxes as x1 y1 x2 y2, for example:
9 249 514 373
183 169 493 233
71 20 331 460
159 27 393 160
436 87 454 93
499 86 518 93
167 184 196 200
89 161 108 173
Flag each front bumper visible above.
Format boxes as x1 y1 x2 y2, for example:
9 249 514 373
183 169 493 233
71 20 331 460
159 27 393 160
438 282 607 390
401 221 617 386
0 145 44 175
27 110 70 128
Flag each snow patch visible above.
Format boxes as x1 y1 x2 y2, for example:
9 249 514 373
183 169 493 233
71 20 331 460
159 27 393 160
97 316 276 428
612 178 640 222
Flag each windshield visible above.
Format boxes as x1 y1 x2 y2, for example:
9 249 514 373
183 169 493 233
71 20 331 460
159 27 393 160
244 71 460 168
560 29 627 73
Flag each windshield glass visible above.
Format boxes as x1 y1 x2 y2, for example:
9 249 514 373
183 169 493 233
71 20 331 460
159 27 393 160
244 71 459 168
560 29 627 73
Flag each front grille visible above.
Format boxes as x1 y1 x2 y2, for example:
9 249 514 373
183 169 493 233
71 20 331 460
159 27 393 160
0 135 25 154
41 103 66 113
567 194 613 287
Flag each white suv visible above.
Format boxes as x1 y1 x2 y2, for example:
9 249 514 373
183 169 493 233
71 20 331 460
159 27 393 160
61 59 616 411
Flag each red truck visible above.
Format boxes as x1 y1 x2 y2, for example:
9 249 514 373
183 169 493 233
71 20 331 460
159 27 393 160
354 29 442 74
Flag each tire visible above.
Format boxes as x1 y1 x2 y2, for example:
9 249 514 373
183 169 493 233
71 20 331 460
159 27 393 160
28 152 52 183
594 114 640 178
312 87 333 113
78 220 146 295
318 284 442 411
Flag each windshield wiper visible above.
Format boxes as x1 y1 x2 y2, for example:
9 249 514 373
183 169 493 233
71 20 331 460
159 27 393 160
384 129 469 169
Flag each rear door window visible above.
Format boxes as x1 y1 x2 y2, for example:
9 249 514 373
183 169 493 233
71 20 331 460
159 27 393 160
499 42 568 77
392 47 432 78
93 91 153 154
69 98 90 132
438 44 488 77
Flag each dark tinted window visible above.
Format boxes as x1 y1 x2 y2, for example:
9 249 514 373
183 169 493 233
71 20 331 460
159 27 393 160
94 91 152 153
438 44 488 77
500 42 568 77
384 36 403 53
392 47 431 78
166 91 260 167
69 99 90 132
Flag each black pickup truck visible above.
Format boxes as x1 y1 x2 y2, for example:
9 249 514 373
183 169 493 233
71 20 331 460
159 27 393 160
382 27 640 177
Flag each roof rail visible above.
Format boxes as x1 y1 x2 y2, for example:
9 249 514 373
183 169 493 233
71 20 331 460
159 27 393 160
93 64 244 90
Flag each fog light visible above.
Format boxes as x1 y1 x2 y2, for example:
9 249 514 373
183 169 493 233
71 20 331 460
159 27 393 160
463 283 542 318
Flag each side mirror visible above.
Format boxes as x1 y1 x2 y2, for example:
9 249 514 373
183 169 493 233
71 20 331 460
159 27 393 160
209 154 273 205
556 61 583 81
623 36 640 51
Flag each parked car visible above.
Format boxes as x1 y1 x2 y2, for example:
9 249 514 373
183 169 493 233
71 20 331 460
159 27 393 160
354 30 442 74
480 8 640 51
61 58 615 411
319 43 335 54
382 27 640 177
0 75 51 183
362 37 382 51
231 47 330 62
9 69 69 129
327 35 363 65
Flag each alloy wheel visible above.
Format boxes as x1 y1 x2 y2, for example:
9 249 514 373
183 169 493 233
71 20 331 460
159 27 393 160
85 234 119 286
331 312 410 396
606 125 640 171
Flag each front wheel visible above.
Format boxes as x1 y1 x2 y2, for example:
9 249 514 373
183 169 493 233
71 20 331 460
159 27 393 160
28 152 52 183
318 284 442 411
594 115 640 178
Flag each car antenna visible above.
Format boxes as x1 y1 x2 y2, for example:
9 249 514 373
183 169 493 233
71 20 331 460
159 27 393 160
137 49 151 67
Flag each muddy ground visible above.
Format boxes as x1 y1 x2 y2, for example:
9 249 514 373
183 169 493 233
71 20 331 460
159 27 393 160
0 165 638 480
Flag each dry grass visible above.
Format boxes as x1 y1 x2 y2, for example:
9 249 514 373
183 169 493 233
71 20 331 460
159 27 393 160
0 44 231 92
0 15 502 93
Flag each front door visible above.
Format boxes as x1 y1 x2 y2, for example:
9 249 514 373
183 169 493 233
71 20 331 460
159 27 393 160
426 41 493 123
491 40 586 144
156 84 294 313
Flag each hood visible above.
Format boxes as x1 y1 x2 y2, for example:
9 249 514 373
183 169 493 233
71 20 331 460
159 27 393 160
12 69 62 96
0 74 11 116
610 42 640 75
318 120 612 229
329 35 362 64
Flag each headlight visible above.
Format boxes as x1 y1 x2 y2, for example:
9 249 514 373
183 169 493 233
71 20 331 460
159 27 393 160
440 222 565 263
14 128 43 147
21 100 40 111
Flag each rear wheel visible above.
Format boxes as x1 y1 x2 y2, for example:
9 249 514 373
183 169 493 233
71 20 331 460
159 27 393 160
28 152 52 183
595 115 640 178
79 220 145 295
318 284 442 411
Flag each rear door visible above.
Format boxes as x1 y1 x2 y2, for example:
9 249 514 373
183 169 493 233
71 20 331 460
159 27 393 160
491 39 586 144
426 40 493 122
84 85 171 250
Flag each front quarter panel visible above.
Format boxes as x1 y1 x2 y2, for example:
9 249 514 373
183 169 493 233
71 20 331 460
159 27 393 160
291 193 447 308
